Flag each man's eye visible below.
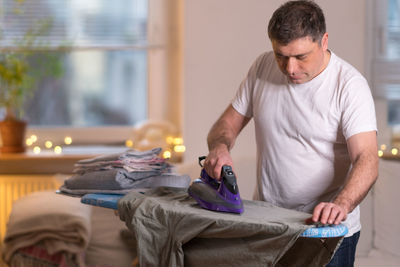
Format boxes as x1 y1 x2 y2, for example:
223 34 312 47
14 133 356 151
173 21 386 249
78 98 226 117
296 55 306 60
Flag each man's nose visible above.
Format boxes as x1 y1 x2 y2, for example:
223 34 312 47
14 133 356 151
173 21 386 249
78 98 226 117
285 57 297 74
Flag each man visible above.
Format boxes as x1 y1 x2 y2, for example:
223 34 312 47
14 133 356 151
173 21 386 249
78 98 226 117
204 1 378 266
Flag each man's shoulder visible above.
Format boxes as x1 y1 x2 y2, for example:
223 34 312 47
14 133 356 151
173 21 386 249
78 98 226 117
330 52 365 81
249 51 280 76
255 51 275 63
329 52 371 100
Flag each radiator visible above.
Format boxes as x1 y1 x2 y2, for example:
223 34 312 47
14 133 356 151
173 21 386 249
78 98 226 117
0 175 63 247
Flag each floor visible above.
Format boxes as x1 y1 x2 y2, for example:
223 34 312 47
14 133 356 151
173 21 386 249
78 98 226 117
355 249 400 267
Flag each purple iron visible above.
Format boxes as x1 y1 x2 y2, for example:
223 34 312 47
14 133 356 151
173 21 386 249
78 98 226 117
188 157 244 214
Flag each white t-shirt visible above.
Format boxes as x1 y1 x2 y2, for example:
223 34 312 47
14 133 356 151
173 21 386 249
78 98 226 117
232 51 377 236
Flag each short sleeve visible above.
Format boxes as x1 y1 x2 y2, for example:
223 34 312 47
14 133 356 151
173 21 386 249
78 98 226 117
231 54 265 118
341 76 377 140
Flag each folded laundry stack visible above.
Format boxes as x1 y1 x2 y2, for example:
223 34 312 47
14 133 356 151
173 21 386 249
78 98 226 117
59 147 191 196
1 191 91 267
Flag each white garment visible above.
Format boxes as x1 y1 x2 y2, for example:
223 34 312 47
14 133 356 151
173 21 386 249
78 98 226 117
232 51 377 236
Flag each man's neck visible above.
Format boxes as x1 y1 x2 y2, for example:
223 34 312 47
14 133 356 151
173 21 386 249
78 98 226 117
322 49 331 71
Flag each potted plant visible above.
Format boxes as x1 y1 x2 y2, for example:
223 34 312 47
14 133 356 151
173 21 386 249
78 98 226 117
0 52 31 153
0 15 63 153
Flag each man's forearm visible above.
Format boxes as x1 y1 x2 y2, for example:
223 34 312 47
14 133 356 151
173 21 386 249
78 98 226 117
333 151 378 214
204 105 250 178
207 105 250 152
207 119 236 152
312 131 378 225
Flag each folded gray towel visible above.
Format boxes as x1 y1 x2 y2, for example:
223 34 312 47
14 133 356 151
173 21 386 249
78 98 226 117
59 173 191 196
64 168 179 190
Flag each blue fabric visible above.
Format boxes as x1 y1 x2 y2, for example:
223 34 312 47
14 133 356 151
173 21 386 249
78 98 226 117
326 231 360 267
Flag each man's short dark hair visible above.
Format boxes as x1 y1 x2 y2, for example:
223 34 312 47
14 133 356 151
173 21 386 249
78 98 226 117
267 0 326 45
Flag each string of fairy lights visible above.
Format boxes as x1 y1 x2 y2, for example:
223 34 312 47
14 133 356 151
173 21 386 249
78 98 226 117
378 144 398 157
26 135 72 155
25 134 186 161
24 134 395 161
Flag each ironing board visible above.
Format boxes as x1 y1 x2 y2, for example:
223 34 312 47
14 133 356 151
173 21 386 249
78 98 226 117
82 189 348 266
80 193 348 238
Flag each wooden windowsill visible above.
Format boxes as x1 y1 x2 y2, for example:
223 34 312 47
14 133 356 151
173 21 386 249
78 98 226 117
380 153 400 161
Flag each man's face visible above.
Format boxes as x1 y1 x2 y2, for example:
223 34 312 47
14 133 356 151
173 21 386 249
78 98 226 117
271 33 329 84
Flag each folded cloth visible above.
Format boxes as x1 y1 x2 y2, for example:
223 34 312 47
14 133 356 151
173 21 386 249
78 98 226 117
1 191 92 266
76 147 162 165
64 169 162 189
118 187 342 267
74 147 170 174
59 173 191 196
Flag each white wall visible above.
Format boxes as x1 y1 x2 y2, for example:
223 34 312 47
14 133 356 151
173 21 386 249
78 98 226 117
182 0 368 174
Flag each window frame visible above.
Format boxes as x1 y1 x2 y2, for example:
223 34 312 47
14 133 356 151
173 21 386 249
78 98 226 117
22 0 183 148
366 0 400 143
368 0 400 98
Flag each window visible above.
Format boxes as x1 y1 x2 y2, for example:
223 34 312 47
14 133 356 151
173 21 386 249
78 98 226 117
370 0 400 124
368 0 400 149
0 0 182 147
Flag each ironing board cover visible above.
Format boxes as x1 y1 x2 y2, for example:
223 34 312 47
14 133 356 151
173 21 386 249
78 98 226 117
300 223 348 238
81 193 125 210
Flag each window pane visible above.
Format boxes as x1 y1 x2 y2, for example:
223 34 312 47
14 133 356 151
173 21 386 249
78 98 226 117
1 0 149 127
24 50 147 126
389 99 400 125
386 0 400 127
1 0 148 47
387 0 400 59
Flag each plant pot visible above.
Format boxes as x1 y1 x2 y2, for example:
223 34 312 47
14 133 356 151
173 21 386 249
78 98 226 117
0 118 27 153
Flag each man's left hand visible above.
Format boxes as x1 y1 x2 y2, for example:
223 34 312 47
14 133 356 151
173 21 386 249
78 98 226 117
309 202 348 225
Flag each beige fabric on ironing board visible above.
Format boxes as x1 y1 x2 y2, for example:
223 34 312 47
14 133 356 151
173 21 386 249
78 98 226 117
118 187 343 267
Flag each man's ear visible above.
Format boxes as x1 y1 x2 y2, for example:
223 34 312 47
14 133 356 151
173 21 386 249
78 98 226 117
321 32 328 50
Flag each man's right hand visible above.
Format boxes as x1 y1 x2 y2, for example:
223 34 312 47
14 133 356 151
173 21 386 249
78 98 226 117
204 144 233 180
